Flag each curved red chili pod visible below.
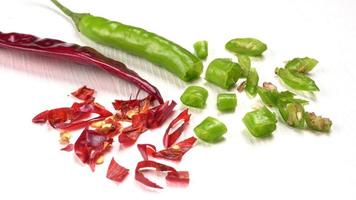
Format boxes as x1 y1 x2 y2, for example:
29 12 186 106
137 144 157 160
0 31 163 103
163 109 191 148
135 160 177 189
71 86 95 101
106 158 129 183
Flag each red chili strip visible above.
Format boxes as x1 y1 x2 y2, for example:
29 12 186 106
147 101 177 129
32 110 49 123
137 137 197 162
106 158 129 183
74 129 113 171
166 171 190 184
60 144 74 152
163 109 191 148
135 160 177 189
0 31 163 103
71 86 95 101
113 95 153 120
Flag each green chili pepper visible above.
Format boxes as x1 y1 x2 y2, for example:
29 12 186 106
180 86 208 108
257 86 279 107
304 112 332 132
194 117 227 143
275 68 319 92
242 107 277 138
245 68 259 97
193 40 208 60
285 57 318 74
205 58 242 89
237 54 251 78
51 0 203 82
217 93 237 112
225 38 267 56
277 101 305 128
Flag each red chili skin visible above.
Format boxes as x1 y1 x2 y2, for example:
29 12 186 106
0 31 163 103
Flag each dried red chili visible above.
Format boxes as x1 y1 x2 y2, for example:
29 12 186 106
106 158 129 183
71 86 95 101
32 110 49 123
163 109 191 148
135 160 178 189
60 144 74 152
166 171 190 184
138 137 197 162
113 95 153 120
74 129 113 171
146 101 177 129
0 31 163 103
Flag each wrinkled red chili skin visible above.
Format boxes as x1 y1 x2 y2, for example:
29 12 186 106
0 31 163 103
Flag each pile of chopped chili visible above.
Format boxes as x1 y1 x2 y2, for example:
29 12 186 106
33 86 196 189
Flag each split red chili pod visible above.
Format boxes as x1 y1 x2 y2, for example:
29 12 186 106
106 158 129 183
135 160 189 189
163 109 191 148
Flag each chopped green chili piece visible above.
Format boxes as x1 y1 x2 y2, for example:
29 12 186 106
237 54 251 77
277 101 305 128
257 86 279 107
304 112 332 132
217 93 237 112
275 68 319 92
285 57 318 74
180 86 208 108
245 68 259 97
205 58 242 89
243 107 277 138
193 40 208 60
194 117 227 143
225 38 267 56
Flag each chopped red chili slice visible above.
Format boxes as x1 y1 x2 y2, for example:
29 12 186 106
32 110 49 123
135 160 177 189
146 101 177 129
137 137 197 162
155 137 197 161
119 114 148 146
106 158 129 183
74 129 113 171
166 171 190 184
113 95 153 120
71 86 95 101
60 144 74 152
163 109 190 148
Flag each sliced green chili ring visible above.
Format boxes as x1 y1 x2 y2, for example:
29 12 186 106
193 40 208 60
237 54 251 78
242 107 277 138
194 117 227 143
205 58 242 89
180 86 208 108
245 68 259 97
217 93 237 112
275 68 319 92
285 57 318 74
277 101 305 128
225 38 267 56
304 112 332 132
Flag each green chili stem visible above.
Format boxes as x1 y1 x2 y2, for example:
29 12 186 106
51 0 86 28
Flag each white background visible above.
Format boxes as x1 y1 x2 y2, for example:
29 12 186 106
0 0 355 199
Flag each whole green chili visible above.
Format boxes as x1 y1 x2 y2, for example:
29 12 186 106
180 86 208 109
285 57 318 74
245 68 259 97
193 40 208 60
225 38 267 56
51 0 203 82
275 68 319 92
243 107 277 138
205 58 242 89
194 117 227 143
217 93 237 112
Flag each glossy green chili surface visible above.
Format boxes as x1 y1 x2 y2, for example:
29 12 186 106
194 117 227 143
225 38 267 56
285 57 318 74
51 0 203 82
245 68 259 97
180 86 208 108
205 58 242 89
217 93 237 112
193 40 208 60
243 107 277 138
275 68 319 92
